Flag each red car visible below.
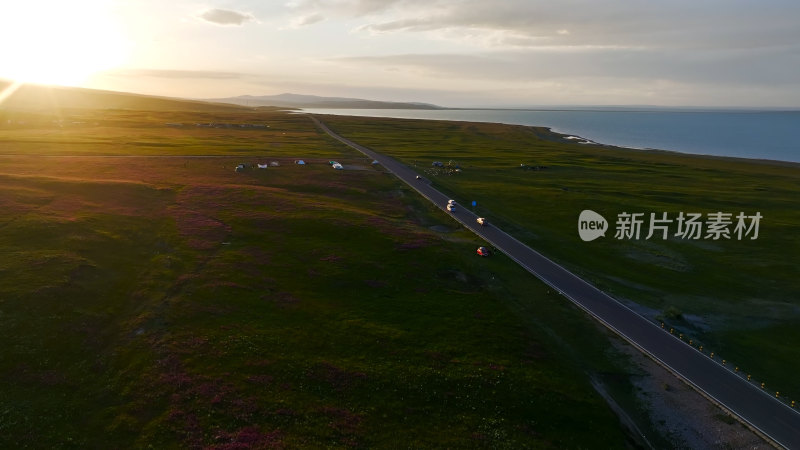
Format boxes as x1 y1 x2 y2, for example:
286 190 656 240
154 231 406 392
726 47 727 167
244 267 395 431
477 246 490 257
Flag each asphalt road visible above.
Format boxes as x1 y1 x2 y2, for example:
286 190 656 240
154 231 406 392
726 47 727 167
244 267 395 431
310 115 800 449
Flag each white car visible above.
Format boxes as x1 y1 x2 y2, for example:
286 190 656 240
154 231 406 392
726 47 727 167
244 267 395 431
477 217 487 226
447 203 456 212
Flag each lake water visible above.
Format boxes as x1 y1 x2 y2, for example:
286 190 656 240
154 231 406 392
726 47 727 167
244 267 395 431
302 108 800 163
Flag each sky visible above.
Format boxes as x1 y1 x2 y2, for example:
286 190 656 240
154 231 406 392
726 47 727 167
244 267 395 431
1 0 799 107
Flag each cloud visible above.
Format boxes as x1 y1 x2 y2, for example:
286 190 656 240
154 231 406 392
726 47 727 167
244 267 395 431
308 0 800 105
290 0 800 52
89 1 800 108
331 45 800 87
108 69 248 80
292 13 326 27
324 50 800 106
288 0 429 17
359 17 437 33
199 8 255 26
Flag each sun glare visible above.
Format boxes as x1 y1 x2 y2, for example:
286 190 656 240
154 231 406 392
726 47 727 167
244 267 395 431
0 0 128 86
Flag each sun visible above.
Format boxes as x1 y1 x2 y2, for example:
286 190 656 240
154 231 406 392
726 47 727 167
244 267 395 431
0 0 129 86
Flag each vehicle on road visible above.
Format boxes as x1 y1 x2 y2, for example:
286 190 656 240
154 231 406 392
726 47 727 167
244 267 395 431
477 246 490 257
477 217 487 226
447 199 455 205
447 203 456 212
415 175 421 179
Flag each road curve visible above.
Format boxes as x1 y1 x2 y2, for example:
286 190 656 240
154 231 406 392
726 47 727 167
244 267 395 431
310 114 800 449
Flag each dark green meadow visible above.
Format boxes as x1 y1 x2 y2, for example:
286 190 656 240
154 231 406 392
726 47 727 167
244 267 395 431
318 115 800 400
0 109 638 447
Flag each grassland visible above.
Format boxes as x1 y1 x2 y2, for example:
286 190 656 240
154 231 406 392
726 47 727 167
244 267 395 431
0 108 327 157
318 114 800 402
0 106 648 447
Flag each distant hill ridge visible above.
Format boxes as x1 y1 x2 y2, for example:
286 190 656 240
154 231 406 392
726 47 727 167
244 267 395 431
206 93 443 109
0 81 442 112
0 80 249 112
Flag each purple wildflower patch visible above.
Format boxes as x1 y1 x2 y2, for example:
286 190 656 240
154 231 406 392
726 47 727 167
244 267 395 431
207 427 284 450
246 374 274 385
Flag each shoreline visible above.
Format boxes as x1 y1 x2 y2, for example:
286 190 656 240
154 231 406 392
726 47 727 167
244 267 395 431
300 108 800 166
544 127 800 168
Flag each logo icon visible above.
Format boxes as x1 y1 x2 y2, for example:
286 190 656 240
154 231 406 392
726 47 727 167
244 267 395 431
578 210 608 241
